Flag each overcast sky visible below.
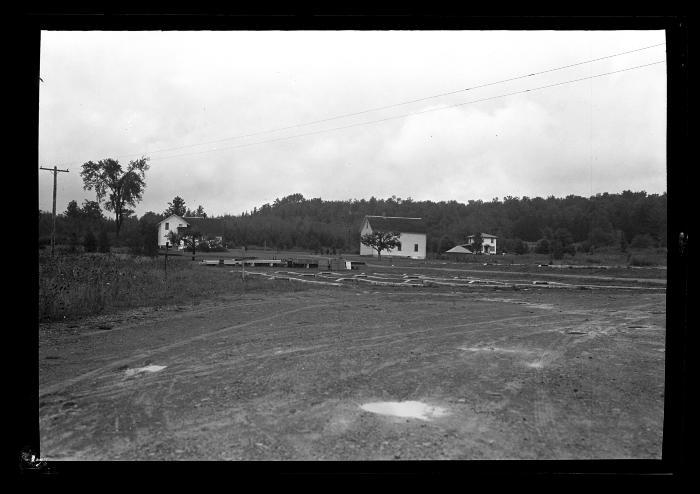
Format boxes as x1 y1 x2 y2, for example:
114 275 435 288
38 30 667 218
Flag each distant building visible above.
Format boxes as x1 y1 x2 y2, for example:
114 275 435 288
156 215 224 249
157 214 189 248
469 233 498 254
445 233 498 255
360 215 427 259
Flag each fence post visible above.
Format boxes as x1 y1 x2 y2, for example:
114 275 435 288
164 242 169 280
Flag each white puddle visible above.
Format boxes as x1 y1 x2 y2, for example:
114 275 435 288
360 401 448 421
124 365 167 377
525 361 544 368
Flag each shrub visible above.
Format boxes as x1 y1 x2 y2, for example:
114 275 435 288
124 230 143 255
68 232 80 253
534 238 550 254
513 239 528 255
38 252 312 321
551 244 564 260
577 241 593 254
83 231 97 253
590 227 615 247
629 255 655 267
630 233 654 249
98 230 111 253
138 215 161 257
619 232 628 253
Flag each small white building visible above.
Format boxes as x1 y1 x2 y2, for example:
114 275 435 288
445 234 498 255
466 233 498 254
156 214 189 248
360 215 427 259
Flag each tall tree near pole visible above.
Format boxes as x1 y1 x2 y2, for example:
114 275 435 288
80 157 149 237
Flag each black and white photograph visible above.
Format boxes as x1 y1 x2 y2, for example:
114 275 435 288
28 18 688 470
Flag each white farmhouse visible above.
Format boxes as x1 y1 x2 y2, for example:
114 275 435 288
445 233 498 255
360 215 427 259
466 233 498 254
156 214 189 248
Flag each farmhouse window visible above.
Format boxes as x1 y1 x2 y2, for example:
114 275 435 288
165 222 169 230
414 243 419 252
397 242 402 251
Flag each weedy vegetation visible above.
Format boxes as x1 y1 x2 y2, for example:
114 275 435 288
38 251 309 322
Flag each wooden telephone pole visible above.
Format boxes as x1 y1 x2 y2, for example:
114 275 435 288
40 166 69 256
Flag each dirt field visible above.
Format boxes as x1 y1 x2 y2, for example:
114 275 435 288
38 263 666 460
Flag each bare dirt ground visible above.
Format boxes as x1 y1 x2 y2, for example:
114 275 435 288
39 265 666 461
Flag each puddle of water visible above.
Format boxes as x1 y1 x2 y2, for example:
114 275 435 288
124 365 167 377
360 401 448 421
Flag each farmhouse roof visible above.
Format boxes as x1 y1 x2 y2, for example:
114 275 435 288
157 214 188 226
364 215 427 234
467 233 498 239
445 245 473 254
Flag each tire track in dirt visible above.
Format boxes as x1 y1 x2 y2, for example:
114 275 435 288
163 314 578 384
39 301 340 398
46 294 661 401
85 310 556 396
76 300 273 338
132 297 545 370
163 293 632 381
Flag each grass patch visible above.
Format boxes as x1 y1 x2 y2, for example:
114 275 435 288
628 255 657 267
39 251 310 322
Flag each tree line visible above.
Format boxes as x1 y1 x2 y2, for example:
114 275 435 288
222 191 666 257
41 190 667 258
39 156 666 258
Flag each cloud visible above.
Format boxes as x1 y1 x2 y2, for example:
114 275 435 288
38 30 668 216
377 100 557 200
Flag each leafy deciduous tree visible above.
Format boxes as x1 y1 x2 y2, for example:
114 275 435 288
360 231 401 260
168 227 203 260
80 157 149 237
550 228 575 259
83 230 97 253
64 200 81 219
81 200 104 222
470 232 484 253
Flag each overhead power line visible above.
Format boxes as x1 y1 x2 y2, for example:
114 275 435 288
146 60 665 162
110 42 665 161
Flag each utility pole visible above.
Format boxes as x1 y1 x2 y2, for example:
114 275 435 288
40 166 69 256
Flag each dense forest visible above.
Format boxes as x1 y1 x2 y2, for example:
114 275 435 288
39 191 667 257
